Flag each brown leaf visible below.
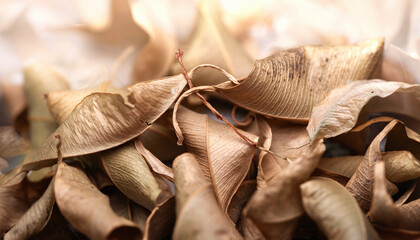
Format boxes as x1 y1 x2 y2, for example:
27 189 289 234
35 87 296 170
47 84 128 124
54 161 141 239
143 197 175 240
134 139 174 181
227 180 256 224
301 177 380 240
307 79 420 142
373 224 420 240
244 141 325 239
172 153 243 240
0 84 26 124
0 126 28 158
320 150 420 183
368 161 420 231
0 172 28 236
171 0 253 86
101 141 172 210
346 120 400 212
215 39 383 120
176 107 258 212
5 178 54 240
25 74 186 169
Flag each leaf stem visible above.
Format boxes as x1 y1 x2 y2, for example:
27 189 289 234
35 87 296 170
175 49 258 148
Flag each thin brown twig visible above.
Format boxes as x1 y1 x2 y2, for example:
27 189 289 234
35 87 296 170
175 49 258 148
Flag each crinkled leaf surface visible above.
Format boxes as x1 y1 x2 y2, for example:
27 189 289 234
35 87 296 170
176 107 258 212
26 75 186 168
215 39 383 120
307 79 420 142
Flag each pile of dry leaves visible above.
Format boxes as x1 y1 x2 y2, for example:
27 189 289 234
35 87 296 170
1 0 420 239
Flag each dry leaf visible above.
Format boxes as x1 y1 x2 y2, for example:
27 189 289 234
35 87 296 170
214 39 383 120
307 79 420 142
101 141 172 210
0 126 28 158
134 139 174 181
171 0 253 86
244 141 325 239
0 172 28 236
0 84 26 124
346 120 400 212
143 197 175 240
26 74 186 169
5 179 54 240
176 107 258 212
47 83 128 124
227 180 256 224
172 153 243 240
54 161 141 239
301 177 380 240
373 224 420 240
320 151 420 183
368 161 420 231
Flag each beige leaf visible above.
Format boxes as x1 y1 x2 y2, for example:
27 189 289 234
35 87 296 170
101 141 172 210
320 151 420 183
0 126 28 158
171 0 253 86
47 83 128 124
368 162 420 231
215 39 383 120
301 177 380 240
23 65 69 158
307 79 420 142
0 172 28 236
373 224 420 240
0 84 25 124
346 120 400 212
54 161 141 239
26 74 186 169
244 142 325 239
172 153 243 240
227 180 256 224
176 107 258 212
5 179 54 240
134 139 174 181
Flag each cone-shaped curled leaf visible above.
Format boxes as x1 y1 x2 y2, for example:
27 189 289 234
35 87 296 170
5 179 55 240
143 197 175 240
368 162 420 231
176 107 258 212
23 64 69 161
101 141 172 210
320 151 420 183
172 153 243 240
26 75 186 168
301 177 380 240
215 39 383 120
54 161 141 239
244 142 325 239
307 79 420 142
171 0 253 86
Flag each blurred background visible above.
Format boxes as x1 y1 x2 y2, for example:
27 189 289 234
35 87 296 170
0 0 419 126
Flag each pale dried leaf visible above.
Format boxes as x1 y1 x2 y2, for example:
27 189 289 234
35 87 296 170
307 79 420 142
172 153 243 240
301 177 380 240
215 39 384 120
0 126 28 158
54 161 141 239
176 107 258 212
143 197 175 240
101 141 172 210
244 142 325 239
5 179 54 240
26 75 186 169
